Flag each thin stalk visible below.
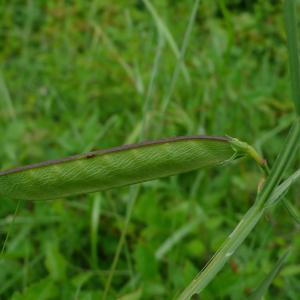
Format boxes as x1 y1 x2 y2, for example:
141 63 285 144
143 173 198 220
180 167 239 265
229 137 269 175
177 205 263 300
102 186 139 300
142 0 190 83
249 249 290 300
257 119 300 208
141 34 165 140
283 198 300 224
177 120 300 299
158 0 200 133
1 199 21 255
284 0 300 115
266 168 300 207
0 71 16 120
178 1 300 298
90 194 102 269
102 32 162 296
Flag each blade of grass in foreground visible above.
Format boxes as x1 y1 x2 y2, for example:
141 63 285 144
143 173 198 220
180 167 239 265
90 193 102 269
249 250 290 300
142 0 190 84
267 168 300 206
177 120 300 300
102 31 162 298
0 71 16 120
178 0 300 297
102 186 139 300
285 0 300 115
282 198 300 224
159 0 200 126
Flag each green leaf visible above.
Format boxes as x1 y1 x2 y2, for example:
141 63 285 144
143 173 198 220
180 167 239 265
117 289 143 300
135 243 159 280
44 241 67 281
249 250 290 300
11 277 58 300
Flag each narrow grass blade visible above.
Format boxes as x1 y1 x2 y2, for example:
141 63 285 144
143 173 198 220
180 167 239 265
102 186 139 300
155 219 200 260
117 288 142 300
159 0 200 124
141 34 165 140
1 199 21 255
0 254 43 294
94 26 144 94
254 117 293 152
0 71 16 120
267 168 300 206
283 198 300 224
142 0 190 84
249 250 290 300
102 33 163 294
83 115 119 152
284 0 300 115
177 121 300 299
90 193 102 268
177 205 264 300
256 119 300 208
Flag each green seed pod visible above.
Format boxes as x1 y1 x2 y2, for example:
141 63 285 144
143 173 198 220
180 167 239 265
0 136 243 200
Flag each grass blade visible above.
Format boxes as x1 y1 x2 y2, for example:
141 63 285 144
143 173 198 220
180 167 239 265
0 71 16 120
284 0 300 115
177 204 264 300
256 119 300 208
1 199 21 255
159 0 200 125
90 193 102 269
155 219 200 260
177 120 300 300
102 41 160 294
141 34 165 140
282 198 300 224
142 0 190 84
103 186 139 300
267 168 300 206
249 250 290 300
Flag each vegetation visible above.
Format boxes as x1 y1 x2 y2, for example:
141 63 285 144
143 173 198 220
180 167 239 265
0 0 299 299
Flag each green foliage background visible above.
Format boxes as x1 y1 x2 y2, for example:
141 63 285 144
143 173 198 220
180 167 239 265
0 0 299 299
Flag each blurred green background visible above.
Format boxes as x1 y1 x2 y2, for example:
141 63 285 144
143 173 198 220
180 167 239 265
0 0 299 299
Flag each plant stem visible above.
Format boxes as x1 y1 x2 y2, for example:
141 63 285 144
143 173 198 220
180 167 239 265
102 186 139 300
177 119 300 300
177 204 264 300
257 119 300 208
158 0 200 133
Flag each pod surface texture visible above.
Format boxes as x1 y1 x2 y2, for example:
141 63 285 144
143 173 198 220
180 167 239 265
0 136 234 200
